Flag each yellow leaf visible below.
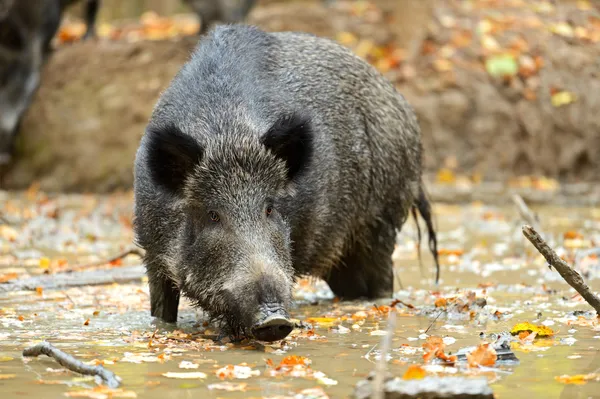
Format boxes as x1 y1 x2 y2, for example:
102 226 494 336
336 31 358 47
305 317 339 327
551 91 576 107
510 322 555 337
39 257 51 269
550 23 574 38
436 168 456 184
555 373 599 385
403 364 426 380
0 374 16 379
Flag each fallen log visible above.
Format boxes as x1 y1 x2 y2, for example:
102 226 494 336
0 265 145 293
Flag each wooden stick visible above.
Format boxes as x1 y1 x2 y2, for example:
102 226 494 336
512 194 540 230
23 342 121 388
522 225 600 315
372 311 396 399
69 247 145 271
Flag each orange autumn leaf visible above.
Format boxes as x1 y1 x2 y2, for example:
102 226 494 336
403 364 426 380
0 273 19 283
434 298 447 308
438 248 464 256
83 319 90 326
422 336 457 364
352 311 368 320
564 230 583 240
18 315 24 321
466 343 497 367
278 355 310 367
109 258 123 266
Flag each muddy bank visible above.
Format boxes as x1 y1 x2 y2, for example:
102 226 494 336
4 0 599 192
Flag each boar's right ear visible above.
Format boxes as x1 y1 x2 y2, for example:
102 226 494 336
144 124 203 195
261 113 313 181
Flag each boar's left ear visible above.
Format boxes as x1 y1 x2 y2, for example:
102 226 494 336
261 113 313 180
144 124 204 195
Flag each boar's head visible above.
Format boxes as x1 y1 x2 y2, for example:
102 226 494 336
141 113 312 341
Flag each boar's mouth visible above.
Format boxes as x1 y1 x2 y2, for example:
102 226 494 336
250 304 293 342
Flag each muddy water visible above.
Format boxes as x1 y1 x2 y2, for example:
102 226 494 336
1 191 599 398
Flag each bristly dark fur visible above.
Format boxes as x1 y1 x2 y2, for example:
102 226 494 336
133 24 438 338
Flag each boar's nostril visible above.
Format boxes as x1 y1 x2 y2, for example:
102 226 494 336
251 316 293 342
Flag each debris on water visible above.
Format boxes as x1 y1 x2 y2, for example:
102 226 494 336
353 374 494 399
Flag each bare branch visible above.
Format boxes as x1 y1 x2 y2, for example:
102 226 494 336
522 225 600 315
23 342 121 388
69 247 145 271
512 194 540 230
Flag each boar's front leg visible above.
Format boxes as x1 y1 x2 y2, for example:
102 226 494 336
148 270 180 323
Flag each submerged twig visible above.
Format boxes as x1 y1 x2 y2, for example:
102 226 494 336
522 225 600 315
424 310 443 334
69 247 145 271
23 342 121 388
373 311 396 399
512 194 540 230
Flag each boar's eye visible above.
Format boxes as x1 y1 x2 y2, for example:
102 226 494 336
208 211 220 223
265 205 273 216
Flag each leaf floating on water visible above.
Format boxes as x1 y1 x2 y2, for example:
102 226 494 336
207 382 247 391
215 364 260 379
485 54 518 78
466 343 497 367
0 374 16 379
510 322 555 337
178 360 199 369
422 336 457 364
161 372 207 379
403 364 427 380
0 356 13 362
555 373 599 385
305 317 339 327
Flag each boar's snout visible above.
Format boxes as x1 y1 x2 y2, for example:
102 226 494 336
251 306 293 342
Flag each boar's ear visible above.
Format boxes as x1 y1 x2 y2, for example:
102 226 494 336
144 124 203 195
261 113 313 180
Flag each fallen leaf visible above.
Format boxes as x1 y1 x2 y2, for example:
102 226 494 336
551 91 576 107
422 336 457 364
215 364 260 379
511 322 555 337
555 373 599 385
65 387 137 399
436 168 456 184
305 317 339 327
403 364 426 380
466 343 497 367
178 360 199 369
485 54 518 78
0 374 16 379
207 382 247 391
